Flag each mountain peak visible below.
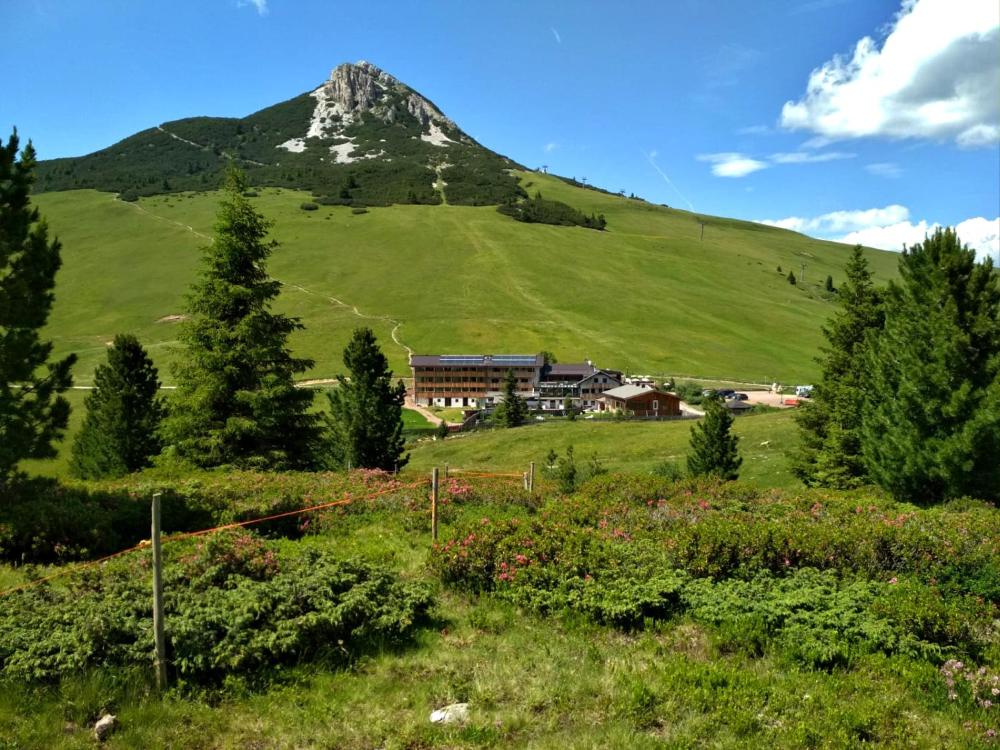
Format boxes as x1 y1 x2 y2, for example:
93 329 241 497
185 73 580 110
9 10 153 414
298 60 456 145
36 63 524 206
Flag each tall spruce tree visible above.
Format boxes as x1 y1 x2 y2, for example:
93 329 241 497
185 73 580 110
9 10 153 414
687 397 742 480
324 327 407 471
0 130 76 482
860 228 1000 503
493 368 527 427
163 169 320 469
70 334 164 479
793 246 883 487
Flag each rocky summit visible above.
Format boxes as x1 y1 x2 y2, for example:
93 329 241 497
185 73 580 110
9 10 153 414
35 61 523 206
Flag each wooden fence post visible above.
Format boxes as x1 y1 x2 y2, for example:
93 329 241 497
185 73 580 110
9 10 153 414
431 467 439 543
444 463 449 479
151 492 167 690
528 462 535 494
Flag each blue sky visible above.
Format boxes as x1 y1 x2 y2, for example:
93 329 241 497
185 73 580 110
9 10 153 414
3 0 997 259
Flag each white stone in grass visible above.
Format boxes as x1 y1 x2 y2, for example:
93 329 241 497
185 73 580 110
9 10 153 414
93 714 117 741
430 702 469 724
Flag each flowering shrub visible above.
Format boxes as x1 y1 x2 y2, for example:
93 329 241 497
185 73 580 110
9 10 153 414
431 482 1000 665
940 659 999 710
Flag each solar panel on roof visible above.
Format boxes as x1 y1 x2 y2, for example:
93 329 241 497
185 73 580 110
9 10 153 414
492 355 537 365
440 355 485 365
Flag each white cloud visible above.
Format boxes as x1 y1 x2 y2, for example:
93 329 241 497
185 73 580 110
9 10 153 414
696 149 853 176
956 124 1000 147
769 151 856 164
697 152 768 178
758 205 999 262
954 216 1000 262
865 162 902 178
758 205 910 233
737 125 772 135
781 0 1000 147
239 0 268 15
551 27 562 44
543 142 559 153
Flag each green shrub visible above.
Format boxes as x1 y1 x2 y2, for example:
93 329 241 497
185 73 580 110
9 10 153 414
118 189 139 202
0 531 432 688
299 201 319 211
497 192 606 230
351 207 368 215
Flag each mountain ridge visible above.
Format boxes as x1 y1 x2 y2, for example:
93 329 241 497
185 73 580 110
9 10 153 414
35 61 524 206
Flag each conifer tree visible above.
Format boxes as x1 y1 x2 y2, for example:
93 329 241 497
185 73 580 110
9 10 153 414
70 334 164 479
825 275 835 293
787 270 797 285
493 368 527 427
860 228 1000 503
687 397 741 480
793 246 883 487
0 130 76 482
324 327 407 470
163 168 320 469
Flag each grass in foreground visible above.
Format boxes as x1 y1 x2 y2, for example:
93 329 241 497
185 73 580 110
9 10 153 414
0 472 995 748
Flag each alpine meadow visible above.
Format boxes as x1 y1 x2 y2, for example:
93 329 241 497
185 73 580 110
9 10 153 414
2 6 999 748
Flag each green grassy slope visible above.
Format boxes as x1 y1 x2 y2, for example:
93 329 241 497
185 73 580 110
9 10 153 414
407 411 800 488
35 173 898 386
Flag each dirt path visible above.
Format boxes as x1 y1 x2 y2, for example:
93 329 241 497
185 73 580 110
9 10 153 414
404 398 452 426
433 163 449 205
116 195 413 360
156 126 267 167
282 283 412 357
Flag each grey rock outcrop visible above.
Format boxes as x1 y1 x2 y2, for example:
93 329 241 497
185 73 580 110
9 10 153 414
318 61 455 129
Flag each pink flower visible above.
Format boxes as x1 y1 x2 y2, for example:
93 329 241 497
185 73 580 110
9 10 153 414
889 577 898 584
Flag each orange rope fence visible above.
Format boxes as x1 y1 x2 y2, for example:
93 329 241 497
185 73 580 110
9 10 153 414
445 470 524 479
0 479 429 599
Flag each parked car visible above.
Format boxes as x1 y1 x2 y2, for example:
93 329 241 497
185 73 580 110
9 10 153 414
727 392 749 401
795 385 814 398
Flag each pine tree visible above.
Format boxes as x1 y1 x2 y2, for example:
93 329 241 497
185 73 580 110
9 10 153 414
787 270 797 285
324 327 408 471
493 368 527 427
70 334 164 479
0 130 77 482
860 228 1000 503
687 397 741 480
793 246 883 487
825 275 835 293
163 168 320 469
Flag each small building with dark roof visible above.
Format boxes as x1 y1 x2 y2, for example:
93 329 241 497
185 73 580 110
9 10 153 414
598 384 682 418
538 361 622 411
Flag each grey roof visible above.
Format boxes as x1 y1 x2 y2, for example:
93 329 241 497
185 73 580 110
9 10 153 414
410 353 544 368
600 384 663 400
546 363 596 378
